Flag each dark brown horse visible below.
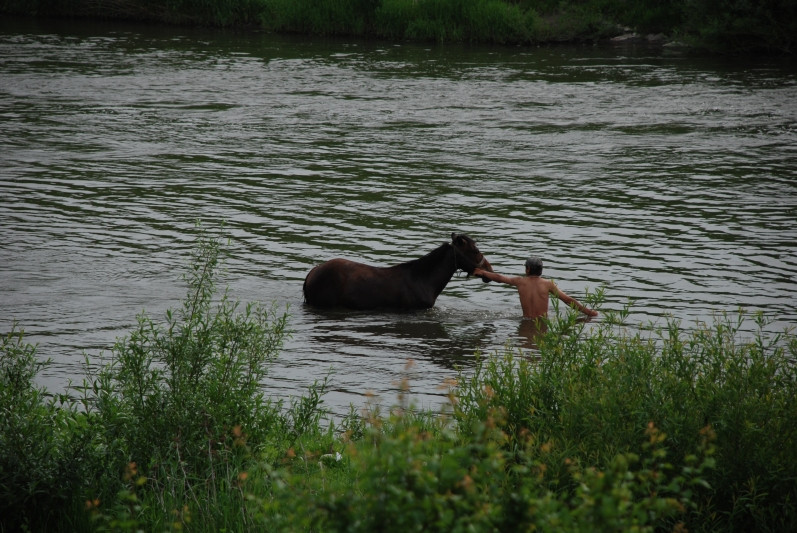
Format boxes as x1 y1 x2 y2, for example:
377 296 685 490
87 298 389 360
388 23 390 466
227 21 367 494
303 233 493 310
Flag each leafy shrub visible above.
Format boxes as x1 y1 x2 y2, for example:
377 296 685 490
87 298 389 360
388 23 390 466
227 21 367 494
1 230 332 532
77 229 314 530
87 231 289 477
261 0 379 35
454 309 797 531
245 389 715 531
0 326 99 531
678 0 797 53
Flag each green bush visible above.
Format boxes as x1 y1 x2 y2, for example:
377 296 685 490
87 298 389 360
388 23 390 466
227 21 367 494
375 0 539 43
582 0 684 33
462 0 532 43
261 0 379 35
79 230 306 528
0 326 99 531
245 385 715 531
453 308 797 531
1 230 331 532
89 232 288 471
678 0 797 53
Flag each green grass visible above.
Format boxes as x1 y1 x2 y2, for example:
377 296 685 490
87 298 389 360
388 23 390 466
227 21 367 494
2 231 796 531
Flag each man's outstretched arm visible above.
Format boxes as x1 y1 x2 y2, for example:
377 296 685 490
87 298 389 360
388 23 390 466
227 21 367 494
551 284 597 317
474 268 517 285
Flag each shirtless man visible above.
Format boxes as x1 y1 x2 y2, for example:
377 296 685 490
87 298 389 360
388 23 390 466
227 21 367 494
473 257 597 319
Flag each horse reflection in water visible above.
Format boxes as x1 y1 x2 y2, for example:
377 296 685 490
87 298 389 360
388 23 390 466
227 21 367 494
303 233 493 310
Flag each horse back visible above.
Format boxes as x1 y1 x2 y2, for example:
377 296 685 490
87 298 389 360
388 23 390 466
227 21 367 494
303 258 432 309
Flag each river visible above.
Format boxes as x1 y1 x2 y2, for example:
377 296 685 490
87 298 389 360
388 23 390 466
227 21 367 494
1 17 795 417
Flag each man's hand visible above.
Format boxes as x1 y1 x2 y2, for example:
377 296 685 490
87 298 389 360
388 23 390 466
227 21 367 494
472 267 494 284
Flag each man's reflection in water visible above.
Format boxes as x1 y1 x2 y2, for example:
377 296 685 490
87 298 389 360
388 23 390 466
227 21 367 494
516 315 594 351
517 317 547 351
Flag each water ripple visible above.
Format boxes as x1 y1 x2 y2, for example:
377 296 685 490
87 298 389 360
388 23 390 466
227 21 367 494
2 20 796 416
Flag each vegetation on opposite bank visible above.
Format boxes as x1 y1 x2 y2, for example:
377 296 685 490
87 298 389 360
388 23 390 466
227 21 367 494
1 231 796 532
2 0 795 53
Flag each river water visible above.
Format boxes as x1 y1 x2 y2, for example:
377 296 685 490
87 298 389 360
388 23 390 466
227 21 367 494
2 18 796 417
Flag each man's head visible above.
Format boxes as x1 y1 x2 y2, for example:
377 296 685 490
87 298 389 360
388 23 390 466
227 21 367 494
525 257 543 276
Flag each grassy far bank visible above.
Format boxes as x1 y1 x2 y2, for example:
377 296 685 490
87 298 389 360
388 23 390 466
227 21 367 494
1 0 796 53
1 232 796 532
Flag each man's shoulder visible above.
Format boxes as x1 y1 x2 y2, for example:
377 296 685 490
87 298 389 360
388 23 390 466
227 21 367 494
532 277 557 290
518 275 549 287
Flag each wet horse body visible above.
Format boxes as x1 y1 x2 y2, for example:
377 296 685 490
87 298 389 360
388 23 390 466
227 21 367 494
303 234 492 310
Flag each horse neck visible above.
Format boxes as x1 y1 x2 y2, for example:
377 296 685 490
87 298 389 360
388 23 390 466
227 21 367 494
405 243 459 294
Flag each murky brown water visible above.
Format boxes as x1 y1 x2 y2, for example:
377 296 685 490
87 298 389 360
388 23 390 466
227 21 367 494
2 17 796 416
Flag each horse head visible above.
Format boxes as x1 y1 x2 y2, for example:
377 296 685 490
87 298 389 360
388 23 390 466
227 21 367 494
450 233 493 283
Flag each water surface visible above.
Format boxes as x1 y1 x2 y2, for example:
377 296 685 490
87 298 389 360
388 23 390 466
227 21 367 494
2 18 796 416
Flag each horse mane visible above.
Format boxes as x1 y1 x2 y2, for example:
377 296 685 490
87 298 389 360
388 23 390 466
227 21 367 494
391 242 452 275
388 243 448 272
390 235 482 280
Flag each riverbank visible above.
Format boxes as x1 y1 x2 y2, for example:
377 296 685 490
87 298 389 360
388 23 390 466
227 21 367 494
1 0 794 54
2 233 796 531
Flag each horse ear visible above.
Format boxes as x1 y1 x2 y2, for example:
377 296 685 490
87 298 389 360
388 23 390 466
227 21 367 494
451 232 457 241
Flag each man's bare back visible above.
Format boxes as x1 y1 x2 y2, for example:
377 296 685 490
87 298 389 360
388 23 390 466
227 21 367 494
474 257 597 319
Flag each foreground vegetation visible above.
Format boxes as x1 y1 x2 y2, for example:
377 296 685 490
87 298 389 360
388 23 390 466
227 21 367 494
2 0 795 53
2 233 796 532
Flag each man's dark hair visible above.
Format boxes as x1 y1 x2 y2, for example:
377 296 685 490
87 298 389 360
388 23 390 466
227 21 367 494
525 257 543 276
